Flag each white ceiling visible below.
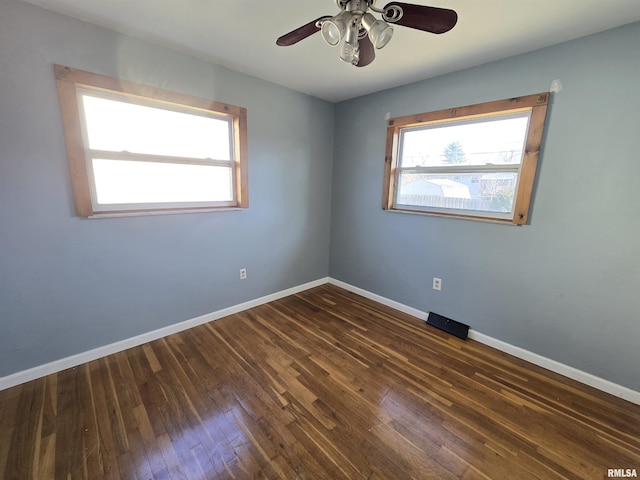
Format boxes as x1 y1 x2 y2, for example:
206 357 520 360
20 0 640 102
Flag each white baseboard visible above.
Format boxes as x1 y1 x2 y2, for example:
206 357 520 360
3 275 639 406
0 277 329 392
328 278 640 406
329 278 426 319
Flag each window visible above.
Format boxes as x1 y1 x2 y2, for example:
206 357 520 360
55 65 248 217
382 93 549 224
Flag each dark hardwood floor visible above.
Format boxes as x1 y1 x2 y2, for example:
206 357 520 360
1 284 639 479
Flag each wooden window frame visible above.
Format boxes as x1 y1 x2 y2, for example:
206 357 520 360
55 65 248 217
382 93 549 225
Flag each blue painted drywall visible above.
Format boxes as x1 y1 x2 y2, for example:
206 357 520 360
329 22 640 391
0 0 334 376
2 0 639 393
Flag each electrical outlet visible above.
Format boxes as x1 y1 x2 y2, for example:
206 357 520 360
432 277 442 291
240 268 247 280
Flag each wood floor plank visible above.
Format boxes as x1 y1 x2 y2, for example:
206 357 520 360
0 385 21 478
3 379 46 480
1 284 639 479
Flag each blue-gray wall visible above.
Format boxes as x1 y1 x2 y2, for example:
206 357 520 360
0 0 334 377
329 22 640 391
2 0 639 394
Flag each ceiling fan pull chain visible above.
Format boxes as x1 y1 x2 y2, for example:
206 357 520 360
382 5 403 23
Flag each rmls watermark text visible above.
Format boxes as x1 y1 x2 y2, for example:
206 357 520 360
608 469 638 478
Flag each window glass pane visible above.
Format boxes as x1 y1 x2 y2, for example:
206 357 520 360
399 113 529 168
396 172 518 214
82 94 231 160
92 159 233 205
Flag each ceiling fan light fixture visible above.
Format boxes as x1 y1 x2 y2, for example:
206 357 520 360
276 1 458 67
361 12 393 49
321 11 352 46
339 21 360 65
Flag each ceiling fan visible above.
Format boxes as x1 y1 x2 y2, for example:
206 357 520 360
276 0 458 67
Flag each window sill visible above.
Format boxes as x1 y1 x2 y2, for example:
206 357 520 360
384 206 524 226
86 207 246 219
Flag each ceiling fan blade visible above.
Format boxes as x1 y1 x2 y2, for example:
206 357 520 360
276 16 331 46
384 2 457 34
356 36 375 67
